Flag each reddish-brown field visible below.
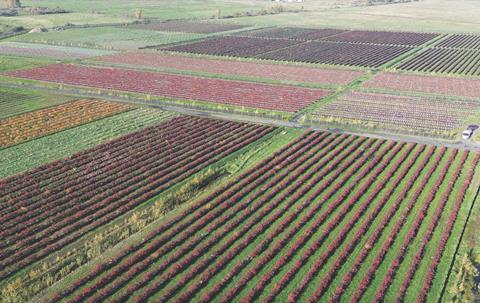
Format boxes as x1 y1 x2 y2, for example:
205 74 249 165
364 72 480 98
0 99 130 148
96 53 363 86
7 64 331 112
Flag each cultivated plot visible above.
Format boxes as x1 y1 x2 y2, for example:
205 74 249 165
163 36 300 57
364 72 480 99
0 116 274 283
7 64 332 112
95 52 364 86
436 34 480 50
129 20 247 34
397 47 480 76
0 42 115 59
312 91 480 137
39 131 479 303
0 99 130 148
321 30 439 46
258 41 412 67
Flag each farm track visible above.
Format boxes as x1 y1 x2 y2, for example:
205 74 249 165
0 116 273 281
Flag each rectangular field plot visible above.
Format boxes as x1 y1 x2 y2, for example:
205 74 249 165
321 30 439 46
39 131 480 303
436 34 480 50
235 27 346 40
312 91 480 136
0 108 175 178
0 87 74 120
10 27 207 51
398 47 480 76
163 36 300 57
0 42 115 59
7 64 331 112
0 99 131 148
364 72 480 99
0 116 273 284
258 41 412 67
129 20 246 34
96 52 364 86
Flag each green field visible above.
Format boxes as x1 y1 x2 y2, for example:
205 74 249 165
0 108 175 178
0 86 75 119
0 54 54 72
9 27 209 50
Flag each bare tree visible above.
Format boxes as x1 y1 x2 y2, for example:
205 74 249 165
3 0 21 8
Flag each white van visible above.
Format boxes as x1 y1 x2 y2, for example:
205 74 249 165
462 129 473 140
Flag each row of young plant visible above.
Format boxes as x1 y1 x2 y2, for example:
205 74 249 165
45 131 326 302
0 117 272 281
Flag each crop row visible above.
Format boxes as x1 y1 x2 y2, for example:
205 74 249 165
165 36 412 67
236 28 438 46
0 108 174 178
436 34 480 50
0 42 114 59
0 99 131 148
398 48 480 76
235 27 347 41
0 116 273 281
41 131 478 302
313 91 478 134
129 20 246 34
0 87 72 120
7 64 331 112
257 41 412 68
96 52 364 86
320 30 439 46
364 72 480 99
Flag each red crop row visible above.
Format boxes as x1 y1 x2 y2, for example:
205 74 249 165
398 48 480 76
352 149 458 302
303 144 428 303
42 131 478 303
7 64 330 112
330 145 442 303
364 72 480 99
394 151 470 303
259 142 410 303
415 154 480 303
235 27 347 41
0 43 112 59
96 52 363 85
0 116 273 281
74 132 345 303
47 131 324 302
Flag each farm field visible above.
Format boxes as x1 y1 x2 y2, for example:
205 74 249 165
0 116 273 285
397 47 480 76
0 99 131 148
0 54 54 73
95 52 364 87
6 64 332 113
9 27 209 51
0 87 75 119
364 72 480 99
0 108 175 178
2 1 480 302
311 91 480 138
37 131 480 303
164 35 415 68
0 42 115 59
129 21 247 34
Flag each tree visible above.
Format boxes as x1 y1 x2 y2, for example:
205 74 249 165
3 0 21 8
